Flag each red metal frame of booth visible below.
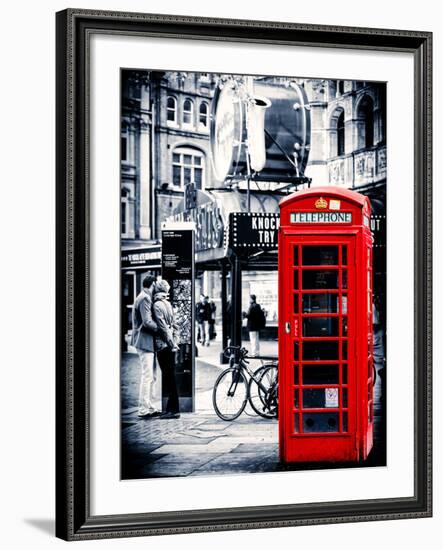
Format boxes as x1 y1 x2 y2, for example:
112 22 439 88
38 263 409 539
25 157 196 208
278 187 373 463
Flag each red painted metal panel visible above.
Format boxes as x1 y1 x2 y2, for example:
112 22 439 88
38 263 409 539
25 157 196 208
278 187 373 463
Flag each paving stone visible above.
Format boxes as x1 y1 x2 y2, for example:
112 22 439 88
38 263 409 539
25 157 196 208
151 444 223 455
231 443 278 454
180 429 227 439
140 464 194 477
192 453 271 475
195 423 231 431
122 443 164 455
122 407 139 415
152 453 217 466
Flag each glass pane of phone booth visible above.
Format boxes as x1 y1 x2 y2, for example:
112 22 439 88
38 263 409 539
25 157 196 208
292 244 349 435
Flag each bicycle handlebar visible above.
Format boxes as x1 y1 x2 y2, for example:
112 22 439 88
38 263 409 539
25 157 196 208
223 345 249 361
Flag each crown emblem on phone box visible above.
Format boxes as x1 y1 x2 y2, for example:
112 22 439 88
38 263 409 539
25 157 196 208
315 197 328 209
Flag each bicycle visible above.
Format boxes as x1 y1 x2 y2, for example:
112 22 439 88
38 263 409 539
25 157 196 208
212 345 278 421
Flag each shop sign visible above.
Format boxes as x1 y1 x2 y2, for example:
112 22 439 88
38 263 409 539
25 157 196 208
370 214 386 247
230 212 280 250
121 245 161 269
171 201 224 253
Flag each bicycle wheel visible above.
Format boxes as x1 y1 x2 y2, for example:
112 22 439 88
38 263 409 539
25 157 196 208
213 367 248 421
249 364 278 419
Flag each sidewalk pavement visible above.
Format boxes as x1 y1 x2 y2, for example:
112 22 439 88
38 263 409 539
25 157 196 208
121 339 281 479
121 334 385 479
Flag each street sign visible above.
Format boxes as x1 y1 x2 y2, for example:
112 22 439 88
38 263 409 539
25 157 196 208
229 212 280 251
121 245 161 270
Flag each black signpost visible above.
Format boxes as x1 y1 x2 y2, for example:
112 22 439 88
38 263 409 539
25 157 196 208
161 222 195 413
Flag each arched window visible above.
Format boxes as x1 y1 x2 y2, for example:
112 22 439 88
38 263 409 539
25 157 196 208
166 96 177 124
357 95 374 149
199 102 209 128
337 111 345 156
172 147 205 189
329 107 346 159
183 98 194 126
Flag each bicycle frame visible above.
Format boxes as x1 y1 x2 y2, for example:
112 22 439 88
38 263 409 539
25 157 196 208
231 357 277 398
212 346 278 420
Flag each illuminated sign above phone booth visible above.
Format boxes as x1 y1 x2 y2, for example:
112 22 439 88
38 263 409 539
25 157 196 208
278 186 374 463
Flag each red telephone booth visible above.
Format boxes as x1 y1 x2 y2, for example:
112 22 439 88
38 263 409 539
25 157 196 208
278 187 374 463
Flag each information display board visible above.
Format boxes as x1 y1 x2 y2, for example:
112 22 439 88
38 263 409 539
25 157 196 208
161 222 195 412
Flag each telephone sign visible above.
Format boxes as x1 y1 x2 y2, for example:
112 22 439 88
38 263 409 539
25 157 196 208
290 212 353 223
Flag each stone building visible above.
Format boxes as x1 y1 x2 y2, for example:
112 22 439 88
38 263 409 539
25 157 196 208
304 79 386 191
120 70 217 346
121 70 216 243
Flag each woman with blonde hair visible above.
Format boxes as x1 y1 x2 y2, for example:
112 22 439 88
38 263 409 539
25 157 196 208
153 279 180 419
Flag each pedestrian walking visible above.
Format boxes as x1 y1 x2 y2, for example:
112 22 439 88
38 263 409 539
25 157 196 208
208 299 217 340
196 294 211 346
153 279 180 419
244 294 266 357
131 274 161 418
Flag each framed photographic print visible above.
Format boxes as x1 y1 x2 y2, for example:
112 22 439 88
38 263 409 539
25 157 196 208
55 9 432 541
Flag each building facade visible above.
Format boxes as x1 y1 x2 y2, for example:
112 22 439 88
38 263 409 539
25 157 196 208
121 71 386 348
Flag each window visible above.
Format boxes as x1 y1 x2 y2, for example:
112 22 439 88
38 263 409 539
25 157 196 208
121 135 128 161
167 96 177 124
337 80 345 95
357 95 374 149
337 111 345 156
172 148 205 189
121 127 129 162
329 107 346 159
183 98 194 126
121 188 130 236
199 102 209 128
121 187 135 237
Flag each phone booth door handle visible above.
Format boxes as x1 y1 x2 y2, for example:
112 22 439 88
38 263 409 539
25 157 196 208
285 321 291 334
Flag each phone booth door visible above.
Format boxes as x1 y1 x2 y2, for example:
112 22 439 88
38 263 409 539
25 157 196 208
280 234 358 463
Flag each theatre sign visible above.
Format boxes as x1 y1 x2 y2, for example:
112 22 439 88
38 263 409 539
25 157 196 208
171 199 224 253
229 212 280 250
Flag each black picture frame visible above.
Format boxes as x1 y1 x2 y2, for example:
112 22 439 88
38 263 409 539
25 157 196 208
55 8 432 541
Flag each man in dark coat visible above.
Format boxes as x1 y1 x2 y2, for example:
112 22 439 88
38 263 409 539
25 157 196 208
131 274 160 417
244 294 265 357
195 294 211 346
208 299 217 340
